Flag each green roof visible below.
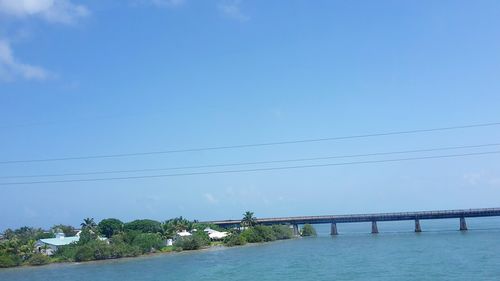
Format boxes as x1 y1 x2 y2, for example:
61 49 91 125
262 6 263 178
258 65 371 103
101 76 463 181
40 236 79 246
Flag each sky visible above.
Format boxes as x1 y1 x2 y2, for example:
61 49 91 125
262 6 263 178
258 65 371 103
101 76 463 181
1 0 500 230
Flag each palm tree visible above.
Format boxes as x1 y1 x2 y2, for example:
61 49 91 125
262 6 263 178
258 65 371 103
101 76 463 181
162 217 193 239
19 239 36 260
241 211 257 228
81 218 97 230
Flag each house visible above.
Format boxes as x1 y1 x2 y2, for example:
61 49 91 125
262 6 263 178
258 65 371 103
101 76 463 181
176 230 192 237
36 232 79 256
36 231 108 255
204 228 229 240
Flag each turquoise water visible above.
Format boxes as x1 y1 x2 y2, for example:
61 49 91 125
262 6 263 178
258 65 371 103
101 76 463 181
2 217 500 280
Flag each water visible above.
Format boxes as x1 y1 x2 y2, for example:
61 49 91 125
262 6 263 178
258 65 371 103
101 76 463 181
2 217 500 280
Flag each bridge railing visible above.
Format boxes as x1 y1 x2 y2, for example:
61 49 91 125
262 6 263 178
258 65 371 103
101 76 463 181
209 207 500 226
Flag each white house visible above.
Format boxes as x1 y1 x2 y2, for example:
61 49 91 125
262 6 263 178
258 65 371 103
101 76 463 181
203 228 229 240
36 231 108 255
36 232 79 256
176 230 192 237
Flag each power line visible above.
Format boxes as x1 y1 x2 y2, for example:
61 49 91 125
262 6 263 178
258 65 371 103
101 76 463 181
1 121 500 165
2 142 500 179
1 150 499 185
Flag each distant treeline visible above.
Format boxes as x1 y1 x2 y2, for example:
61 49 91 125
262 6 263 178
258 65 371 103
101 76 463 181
0 214 316 268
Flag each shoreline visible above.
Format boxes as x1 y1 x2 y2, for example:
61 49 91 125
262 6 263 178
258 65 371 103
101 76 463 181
0 238 299 270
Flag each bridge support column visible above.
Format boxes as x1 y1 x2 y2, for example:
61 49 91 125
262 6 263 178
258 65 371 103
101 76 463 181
460 217 468 231
292 224 300 236
371 221 378 234
330 223 338 235
415 219 422 233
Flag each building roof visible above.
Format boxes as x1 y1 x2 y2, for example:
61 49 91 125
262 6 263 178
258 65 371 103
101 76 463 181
39 236 79 246
177 230 192 237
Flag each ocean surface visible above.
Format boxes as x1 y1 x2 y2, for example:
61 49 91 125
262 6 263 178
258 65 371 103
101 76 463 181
2 217 500 281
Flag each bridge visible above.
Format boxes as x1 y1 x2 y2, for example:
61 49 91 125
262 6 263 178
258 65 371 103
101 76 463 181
208 207 500 235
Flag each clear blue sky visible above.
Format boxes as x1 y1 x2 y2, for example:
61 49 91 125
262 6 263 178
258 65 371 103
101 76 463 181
1 0 500 230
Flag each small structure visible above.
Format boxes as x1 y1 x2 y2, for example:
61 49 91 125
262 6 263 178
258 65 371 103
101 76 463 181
176 230 192 237
36 232 79 256
204 228 229 240
36 231 108 255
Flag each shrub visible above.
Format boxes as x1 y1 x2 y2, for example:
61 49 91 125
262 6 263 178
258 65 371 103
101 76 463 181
98 218 124 238
241 225 277 243
240 228 262 243
27 254 50 266
174 232 210 251
301 224 317 236
74 243 98 262
271 225 293 240
54 244 78 262
0 254 21 268
223 234 246 247
131 233 164 254
124 220 162 234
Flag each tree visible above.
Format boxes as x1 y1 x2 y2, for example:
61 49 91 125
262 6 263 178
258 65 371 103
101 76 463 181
81 218 97 230
124 219 162 234
98 218 123 238
241 211 257 228
51 225 77 236
78 228 98 245
162 217 193 239
301 224 317 237
18 239 36 260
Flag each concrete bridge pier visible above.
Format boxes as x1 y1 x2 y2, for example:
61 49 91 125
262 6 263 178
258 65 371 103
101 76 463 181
460 217 468 231
415 219 422 233
292 224 300 236
371 221 379 234
330 222 338 235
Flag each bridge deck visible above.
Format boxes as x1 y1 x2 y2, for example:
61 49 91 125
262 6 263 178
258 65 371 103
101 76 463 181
209 207 500 227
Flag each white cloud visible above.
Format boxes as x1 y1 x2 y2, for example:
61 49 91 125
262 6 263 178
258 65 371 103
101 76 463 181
463 172 482 185
0 0 89 24
218 0 249 22
204 193 218 204
463 171 500 188
0 39 52 81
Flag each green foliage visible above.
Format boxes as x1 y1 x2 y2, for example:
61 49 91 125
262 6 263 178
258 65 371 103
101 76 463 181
240 228 262 243
162 217 193 239
231 225 293 246
2 229 15 240
0 253 21 268
124 219 162 234
54 244 78 262
301 224 317 236
78 228 98 244
51 225 77 237
223 234 246 246
74 240 109 262
0 217 296 267
98 218 124 238
55 239 142 262
241 211 257 228
81 218 97 230
27 254 50 266
271 225 293 240
35 232 55 240
191 222 224 232
174 231 210 251
160 246 174 253
131 233 164 253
